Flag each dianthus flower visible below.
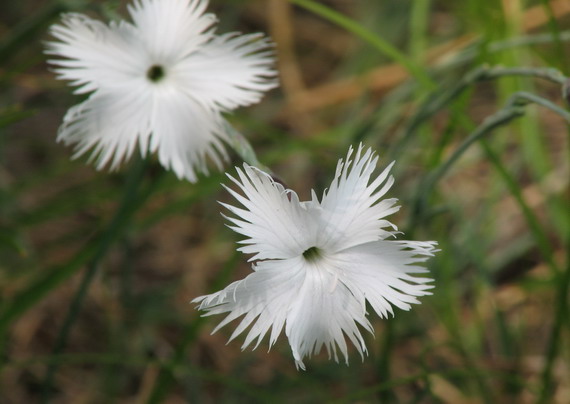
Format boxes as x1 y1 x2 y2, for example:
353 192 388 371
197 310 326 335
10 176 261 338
194 145 438 369
46 0 276 181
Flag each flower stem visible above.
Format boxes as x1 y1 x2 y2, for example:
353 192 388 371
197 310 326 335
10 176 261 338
376 322 396 403
145 251 241 404
223 121 272 174
41 156 151 402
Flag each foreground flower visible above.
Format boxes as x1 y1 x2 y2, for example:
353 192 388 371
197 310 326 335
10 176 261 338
46 0 276 182
193 145 438 369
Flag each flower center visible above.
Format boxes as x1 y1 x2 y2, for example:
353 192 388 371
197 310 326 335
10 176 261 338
302 246 321 262
146 64 165 82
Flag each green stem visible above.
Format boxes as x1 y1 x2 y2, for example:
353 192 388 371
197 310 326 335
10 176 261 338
409 0 430 63
481 140 560 275
376 322 396 403
506 91 570 122
475 66 567 85
40 157 150 401
411 104 526 225
563 79 570 106
537 234 570 403
41 259 102 401
145 317 207 404
145 250 241 404
289 0 434 89
223 121 272 173
448 31 570 69
391 66 568 160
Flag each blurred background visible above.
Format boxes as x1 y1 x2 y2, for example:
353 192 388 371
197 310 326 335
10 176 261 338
1 0 569 402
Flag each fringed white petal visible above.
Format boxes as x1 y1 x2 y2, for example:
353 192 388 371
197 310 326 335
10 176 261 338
319 144 400 251
284 256 373 370
175 32 277 111
149 86 228 181
332 240 438 318
46 13 144 93
127 0 215 63
193 256 373 371
57 86 155 171
222 165 319 260
193 257 308 353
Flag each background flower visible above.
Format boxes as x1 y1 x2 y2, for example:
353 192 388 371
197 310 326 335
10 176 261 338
46 0 276 182
194 145 438 369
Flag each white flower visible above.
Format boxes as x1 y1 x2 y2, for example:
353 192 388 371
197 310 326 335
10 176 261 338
193 145 438 370
46 0 276 182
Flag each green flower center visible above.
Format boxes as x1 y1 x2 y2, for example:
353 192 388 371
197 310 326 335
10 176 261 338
146 64 165 82
302 246 321 262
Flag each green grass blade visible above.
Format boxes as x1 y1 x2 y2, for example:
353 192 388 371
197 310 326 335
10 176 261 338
411 104 526 225
290 0 434 89
409 0 430 63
